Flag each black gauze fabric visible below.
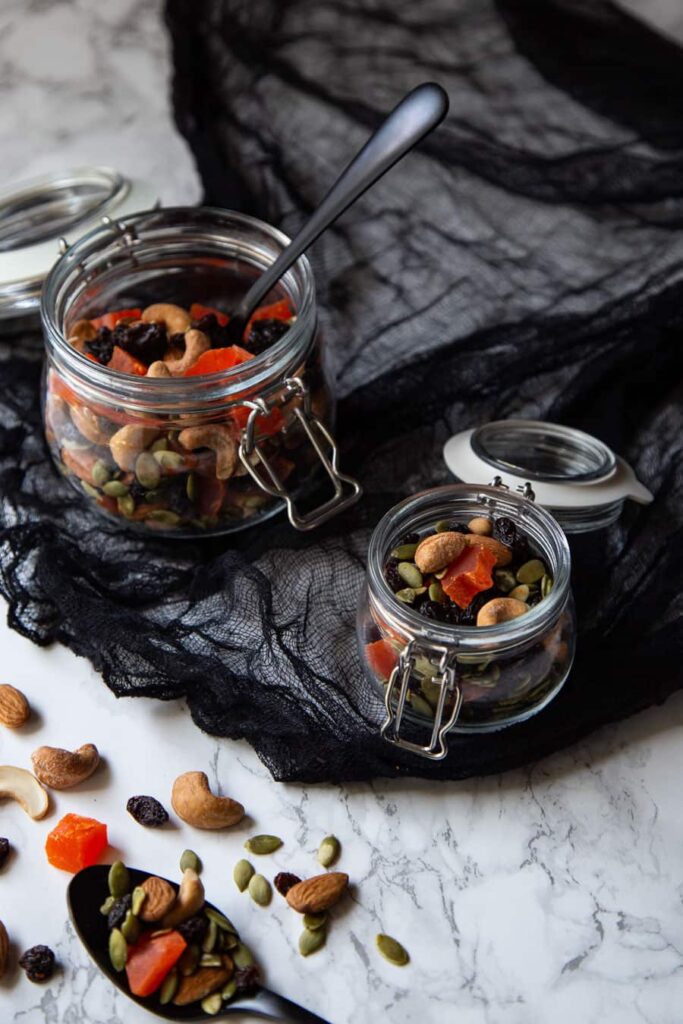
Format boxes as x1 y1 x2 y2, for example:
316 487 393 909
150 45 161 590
1 0 682 781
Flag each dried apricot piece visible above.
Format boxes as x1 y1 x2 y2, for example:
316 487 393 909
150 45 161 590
126 930 187 997
365 639 399 680
45 813 108 872
441 545 497 609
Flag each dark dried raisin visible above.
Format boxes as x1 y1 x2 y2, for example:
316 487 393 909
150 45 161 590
400 531 420 545
113 321 167 365
177 914 209 944
384 560 404 592
192 313 230 348
85 326 114 364
0 837 9 869
234 964 261 993
19 945 55 983
418 600 449 622
107 893 132 931
243 318 289 355
126 795 169 828
493 516 516 548
273 872 301 897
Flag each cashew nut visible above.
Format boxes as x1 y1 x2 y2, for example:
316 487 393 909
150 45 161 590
70 405 112 446
164 329 210 375
161 868 205 928
171 770 244 829
178 424 237 480
142 303 191 334
109 424 161 471
0 765 49 820
476 597 529 627
67 318 96 352
147 360 172 378
463 534 513 567
31 743 100 790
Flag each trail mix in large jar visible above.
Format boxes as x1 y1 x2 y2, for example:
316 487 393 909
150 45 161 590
44 298 329 532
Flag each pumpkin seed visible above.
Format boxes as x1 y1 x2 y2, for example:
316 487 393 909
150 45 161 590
248 873 272 906
244 834 283 855
299 927 326 957
108 860 130 898
396 586 426 604
151 437 169 454
232 942 254 968
303 912 328 931
180 848 201 873
202 918 218 953
99 895 116 915
428 581 446 604
494 569 517 593
397 562 423 589
117 494 135 517
186 473 196 502
516 559 546 584
201 993 223 1015
222 931 239 951
318 835 340 868
159 970 178 1005
391 543 418 560
153 449 185 470
199 953 223 967
150 928 172 938
376 933 410 966
102 480 129 497
131 886 146 917
121 909 140 944
108 928 127 972
91 459 111 487
179 943 200 976
146 509 181 526
409 693 434 718
541 574 553 598
205 907 237 933
221 979 237 1001
233 858 254 892
135 451 161 490
508 584 530 602
434 567 448 580
434 519 452 533
81 481 100 499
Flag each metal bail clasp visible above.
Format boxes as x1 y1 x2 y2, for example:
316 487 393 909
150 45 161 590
380 639 463 760
238 376 362 531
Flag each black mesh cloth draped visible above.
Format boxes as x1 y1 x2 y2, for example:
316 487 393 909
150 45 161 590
1 0 682 781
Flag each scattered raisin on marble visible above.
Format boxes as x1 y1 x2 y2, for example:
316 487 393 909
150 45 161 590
126 795 169 828
19 945 55 983
273 872 301 897
0 837 10 869
243 318 289 355
107 893 132 931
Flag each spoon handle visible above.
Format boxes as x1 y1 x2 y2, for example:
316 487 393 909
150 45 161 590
232 81 449 322
235 985 332 1022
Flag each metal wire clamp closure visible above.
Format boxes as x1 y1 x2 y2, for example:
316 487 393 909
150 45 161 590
238 376 362 531
380 639 463 759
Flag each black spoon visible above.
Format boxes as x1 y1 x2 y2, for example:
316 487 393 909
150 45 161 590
68 865 331 1023
224 80 449 343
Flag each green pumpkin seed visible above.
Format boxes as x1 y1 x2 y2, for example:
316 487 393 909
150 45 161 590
153 449 185 470
151 437 169 454
396 586 426 604
376 933 410 966
541 574 553 598
508 584 530 602
391 543 418 560
91 459 111 487
244 834 283 855
179 849 201 873
100 895 116 915
434 519 452 533
221 931 239 951
131 886 146 917
199 953 223 967
428 581 446 604
202 918 218 953
121 909 140 944
221 979 237 1001
102 480 129 497
299 928 326 957
135 451 161 490
81 481 100 499
108 928 127 972
234 858 254 892
179 944 200 976
494 569 517 593
159 970 178 1004
150 928 172 938
186 473 197 502
516 559 546 584
318 835 341 868
201 993 223 1015
248 873 272 906
108 860 130 898
232 942 254 968
146 509 181 526
205 907 237 933
409 693 434 718
303 912 328 931
397 562 423 589
117 494 135 517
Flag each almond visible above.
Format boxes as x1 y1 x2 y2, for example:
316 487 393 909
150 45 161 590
463 534 512 567
139 876 176 922
0 685 30 729
173 959 233 1005
286 872 349 914
0 920 9 980
414 532 466 573
31 743 100 789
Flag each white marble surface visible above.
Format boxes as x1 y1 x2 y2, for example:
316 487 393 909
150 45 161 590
2 1 683 1022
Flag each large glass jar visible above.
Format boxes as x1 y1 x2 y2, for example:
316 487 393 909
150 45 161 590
357 484 575 759
40 207 361 536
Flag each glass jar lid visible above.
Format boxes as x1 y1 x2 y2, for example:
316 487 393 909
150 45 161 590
0 166 158 327
443 419 652 532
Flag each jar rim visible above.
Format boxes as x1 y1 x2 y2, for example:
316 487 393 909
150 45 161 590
367 484 572 653
40 206 317 414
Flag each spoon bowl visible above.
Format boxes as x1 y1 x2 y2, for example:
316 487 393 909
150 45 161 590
68 864 330 1022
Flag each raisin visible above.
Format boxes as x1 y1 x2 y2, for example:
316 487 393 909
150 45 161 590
177 914 208 944
192 313 230 348
400 531 420 545
243 318 289 355
384 560 404 592
107 893 132 931
457 590 495 626
126 795 169 828
19 945 55 983
0 837 9 869
85 326 114 364
493 516 516 548
418 600 449 622
273 872 301 897
113 321 167 365
234 964 261 994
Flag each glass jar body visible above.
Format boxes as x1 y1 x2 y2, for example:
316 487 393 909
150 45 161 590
357 485 576 756
40 208 349 537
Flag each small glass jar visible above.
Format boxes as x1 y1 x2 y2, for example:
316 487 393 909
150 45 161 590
357 483 575 759
40 207 361 536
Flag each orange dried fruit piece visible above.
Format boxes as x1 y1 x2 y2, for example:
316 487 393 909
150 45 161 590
365 639 399 680
45 813 108 872
126 930 187 997
441 545 497 609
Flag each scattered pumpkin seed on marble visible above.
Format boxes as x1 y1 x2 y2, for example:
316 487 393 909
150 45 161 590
299 927 326 957
397 562 423 589
248 874 272 907
233 858 255 892
244 834 283 855
179 848 201 874
318 835 341 868
159 970 178 1004
516 559 546 584
201 992 222 1015
108 928 127 972
303 912 328 931
108 860 130 898
376 933 410 966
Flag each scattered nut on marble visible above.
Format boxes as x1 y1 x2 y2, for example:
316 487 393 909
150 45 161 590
31 743 100 789
0 684 30 729
0 766 49 820
171 771 244 829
